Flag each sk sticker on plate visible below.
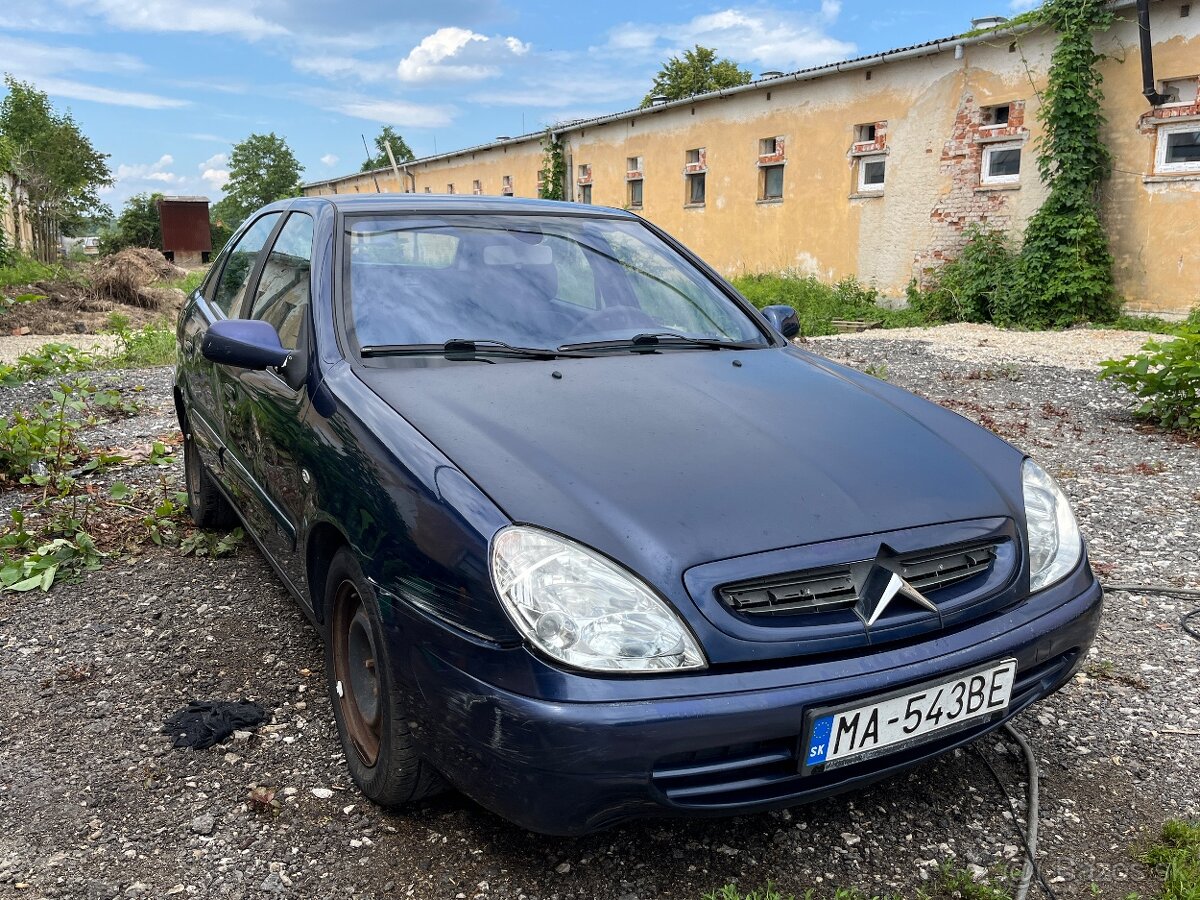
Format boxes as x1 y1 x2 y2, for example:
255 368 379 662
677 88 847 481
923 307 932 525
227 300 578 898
807 715 833 765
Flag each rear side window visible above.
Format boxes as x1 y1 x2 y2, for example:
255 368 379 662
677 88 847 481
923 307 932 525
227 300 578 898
248 212 313 350
210 213 282 316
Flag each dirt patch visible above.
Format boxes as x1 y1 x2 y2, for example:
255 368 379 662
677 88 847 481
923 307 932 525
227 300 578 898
0 249 188 336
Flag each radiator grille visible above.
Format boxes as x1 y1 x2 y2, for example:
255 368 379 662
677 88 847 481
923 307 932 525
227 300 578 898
721 543 997 617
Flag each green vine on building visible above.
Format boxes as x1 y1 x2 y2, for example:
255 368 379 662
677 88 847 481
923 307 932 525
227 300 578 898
1001 0 1119 326
538 130 565 201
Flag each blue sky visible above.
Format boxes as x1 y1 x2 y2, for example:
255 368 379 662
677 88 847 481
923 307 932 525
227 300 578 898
1 0 1028 210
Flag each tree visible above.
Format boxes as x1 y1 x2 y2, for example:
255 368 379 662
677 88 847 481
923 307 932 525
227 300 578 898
221 132 303 226
0 77 112 262
360 125 415 172
98 191 163 255
640 46 752 107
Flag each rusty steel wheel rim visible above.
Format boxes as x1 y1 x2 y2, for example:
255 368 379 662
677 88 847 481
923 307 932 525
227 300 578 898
332 580 382 767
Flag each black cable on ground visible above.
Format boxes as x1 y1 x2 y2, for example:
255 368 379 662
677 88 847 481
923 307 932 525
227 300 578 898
970 725 1057 900
1101 582 1200 642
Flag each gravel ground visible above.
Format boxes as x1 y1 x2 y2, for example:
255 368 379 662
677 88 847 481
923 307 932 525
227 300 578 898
0 330 1196 900
809 323 1161 371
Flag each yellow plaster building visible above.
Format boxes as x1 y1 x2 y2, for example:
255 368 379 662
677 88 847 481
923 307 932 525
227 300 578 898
303 3 1200 317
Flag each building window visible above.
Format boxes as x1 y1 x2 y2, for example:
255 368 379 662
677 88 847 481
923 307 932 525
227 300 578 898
858 155 886 193
579 183 593 204
1155 122 1200 172
628 178 643 208
759 136 782 156
982 104 1011 127
472 179 483 195
684 148 706 206
577 163 592 183
447 183 456 194
423 186 431 194
981 142 1022 184
627 155 643 175
854 123 877 143
1161 76 1199 105
761 164 784 200
501 175 513 196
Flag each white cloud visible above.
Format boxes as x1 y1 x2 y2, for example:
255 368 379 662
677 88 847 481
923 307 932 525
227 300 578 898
0 36 187 109
396 26 530 83
199 153 230 192
605 6 856 73
338 97 455 128
104 155 181 197
320 153 340 166
60 0 287 40
292 54 394 82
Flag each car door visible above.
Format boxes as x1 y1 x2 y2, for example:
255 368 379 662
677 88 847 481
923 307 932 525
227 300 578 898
179 211 283 499
219 211 317 599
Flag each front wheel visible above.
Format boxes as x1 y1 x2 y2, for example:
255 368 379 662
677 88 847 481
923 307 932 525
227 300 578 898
324 548 443 806
183 430 236 528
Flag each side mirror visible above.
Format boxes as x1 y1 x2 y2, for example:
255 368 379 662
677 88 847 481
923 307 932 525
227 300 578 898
761 304 801 339
201 319 290 370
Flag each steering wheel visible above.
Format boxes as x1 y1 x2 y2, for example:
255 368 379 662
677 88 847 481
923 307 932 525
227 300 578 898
563 305 661 342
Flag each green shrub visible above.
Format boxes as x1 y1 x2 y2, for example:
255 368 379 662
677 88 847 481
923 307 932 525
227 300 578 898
912 227 1019 323
1099 323 1200 434
732 272 927 336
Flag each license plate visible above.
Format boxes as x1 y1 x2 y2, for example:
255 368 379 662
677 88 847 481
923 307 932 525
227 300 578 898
802 658 1017 773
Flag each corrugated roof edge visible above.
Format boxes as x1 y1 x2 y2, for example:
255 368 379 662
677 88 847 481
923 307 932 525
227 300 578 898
300 0 1140 191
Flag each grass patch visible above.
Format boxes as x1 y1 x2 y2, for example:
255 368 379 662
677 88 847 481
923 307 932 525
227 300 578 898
105 313 176 367
705 865 1019 900
1098 313 1196 336
0 255 64 290
1142 820 1200 900
158 269 205 295
731 272 930 337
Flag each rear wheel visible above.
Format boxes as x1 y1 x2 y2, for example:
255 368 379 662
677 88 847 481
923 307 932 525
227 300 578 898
325 548 443 806
183 429 236 528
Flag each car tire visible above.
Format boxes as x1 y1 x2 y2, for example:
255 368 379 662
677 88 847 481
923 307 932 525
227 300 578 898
183 430 237 529
324 547 444 807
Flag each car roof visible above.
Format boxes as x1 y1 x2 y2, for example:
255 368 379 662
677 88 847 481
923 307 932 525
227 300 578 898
290 193 636 218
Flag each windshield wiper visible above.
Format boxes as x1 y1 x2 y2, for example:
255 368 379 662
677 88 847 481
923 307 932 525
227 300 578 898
360 338 588 360
558 332 761 352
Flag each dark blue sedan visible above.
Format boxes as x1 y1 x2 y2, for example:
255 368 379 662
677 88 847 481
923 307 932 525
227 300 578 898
175 195 1102 835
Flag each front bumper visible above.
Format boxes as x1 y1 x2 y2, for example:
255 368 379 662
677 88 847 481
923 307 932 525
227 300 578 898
406 575 1102 836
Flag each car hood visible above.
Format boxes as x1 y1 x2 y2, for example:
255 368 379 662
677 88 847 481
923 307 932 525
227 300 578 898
355 347 1019 588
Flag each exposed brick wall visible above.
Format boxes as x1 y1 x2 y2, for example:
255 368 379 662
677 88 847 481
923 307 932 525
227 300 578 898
758 137 787 165
913 99 1028 284
851 120 889 155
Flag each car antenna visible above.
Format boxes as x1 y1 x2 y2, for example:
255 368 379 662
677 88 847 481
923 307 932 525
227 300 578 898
361 134 382 193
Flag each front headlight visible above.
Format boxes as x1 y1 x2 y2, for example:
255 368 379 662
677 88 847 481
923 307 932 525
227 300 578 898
489 525 706 673
1022 458 1083 592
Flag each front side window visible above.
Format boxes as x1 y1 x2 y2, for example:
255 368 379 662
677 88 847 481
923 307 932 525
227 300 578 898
248 212 313 350
344 214 767 354
210 212 282 316
982 143 1022 184
1156 123 1200 173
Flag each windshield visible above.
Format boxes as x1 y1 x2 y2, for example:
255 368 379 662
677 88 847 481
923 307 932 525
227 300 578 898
344 214 768 353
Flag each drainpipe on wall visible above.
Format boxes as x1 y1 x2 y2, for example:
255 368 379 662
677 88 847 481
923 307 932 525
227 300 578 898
1137 0 1171 105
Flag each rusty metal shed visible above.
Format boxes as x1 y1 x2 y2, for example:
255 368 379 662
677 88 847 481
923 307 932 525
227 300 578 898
157 196 212 266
